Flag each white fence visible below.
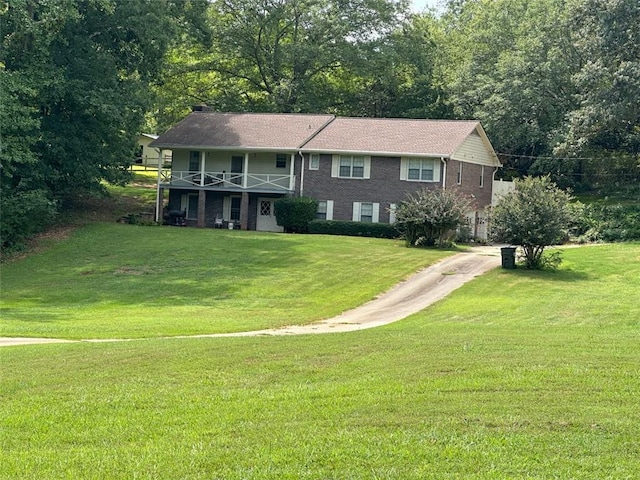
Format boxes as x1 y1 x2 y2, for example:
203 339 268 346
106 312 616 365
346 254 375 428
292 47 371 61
492 179 515 206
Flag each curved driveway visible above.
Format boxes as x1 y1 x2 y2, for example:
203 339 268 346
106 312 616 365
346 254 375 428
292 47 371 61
0 246 501 346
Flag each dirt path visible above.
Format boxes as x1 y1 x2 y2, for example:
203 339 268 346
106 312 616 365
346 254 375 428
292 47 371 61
0 246 502 347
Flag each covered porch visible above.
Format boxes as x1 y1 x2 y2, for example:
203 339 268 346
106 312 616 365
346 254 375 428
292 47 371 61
158 187 286 232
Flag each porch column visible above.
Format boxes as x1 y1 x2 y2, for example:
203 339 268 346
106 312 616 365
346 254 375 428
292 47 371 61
239 191 249 230
197 189 206 228
200 151 206 186
156 187 165 224
155 149 164 223
242 153 249 189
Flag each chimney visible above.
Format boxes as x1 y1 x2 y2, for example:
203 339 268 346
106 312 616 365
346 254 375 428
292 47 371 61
192 104 211 112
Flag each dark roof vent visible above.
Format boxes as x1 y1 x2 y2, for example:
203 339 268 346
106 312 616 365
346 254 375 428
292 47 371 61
191 104 211 112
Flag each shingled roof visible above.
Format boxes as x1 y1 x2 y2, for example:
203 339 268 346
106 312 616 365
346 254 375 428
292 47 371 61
150 112 334 150
302 117 481 157
151 112 498 163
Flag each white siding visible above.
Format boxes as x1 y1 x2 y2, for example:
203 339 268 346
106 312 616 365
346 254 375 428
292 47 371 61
451 131 498 167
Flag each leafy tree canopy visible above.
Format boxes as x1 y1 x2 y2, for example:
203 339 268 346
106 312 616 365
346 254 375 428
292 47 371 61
490 176 573 269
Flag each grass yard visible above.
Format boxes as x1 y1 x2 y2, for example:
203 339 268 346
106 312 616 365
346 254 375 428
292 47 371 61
1 243 638 479
0 223 452 339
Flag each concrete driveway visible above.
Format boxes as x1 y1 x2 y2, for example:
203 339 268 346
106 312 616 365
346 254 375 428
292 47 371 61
0 245 502 346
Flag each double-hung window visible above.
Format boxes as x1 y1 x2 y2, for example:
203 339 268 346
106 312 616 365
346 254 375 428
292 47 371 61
401 157 440 183
315 200 333 220
359 202 373 222
276 154 287 168
316 201 327 220
331 155 370 179
352 202 379 223
339 155 365 178
408 158 434 181
309 154 320 170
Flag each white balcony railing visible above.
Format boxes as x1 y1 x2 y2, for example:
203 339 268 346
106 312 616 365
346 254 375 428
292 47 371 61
162 170 294 192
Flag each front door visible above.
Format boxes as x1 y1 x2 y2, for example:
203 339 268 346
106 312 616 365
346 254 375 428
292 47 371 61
256 198 284 232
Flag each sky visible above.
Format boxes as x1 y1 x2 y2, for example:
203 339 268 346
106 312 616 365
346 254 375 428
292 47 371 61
411 0 442 13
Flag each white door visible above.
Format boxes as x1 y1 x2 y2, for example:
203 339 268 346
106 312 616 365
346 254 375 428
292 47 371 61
256 198 284 232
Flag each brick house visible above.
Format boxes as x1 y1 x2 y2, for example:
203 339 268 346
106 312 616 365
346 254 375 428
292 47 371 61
150 111 501 236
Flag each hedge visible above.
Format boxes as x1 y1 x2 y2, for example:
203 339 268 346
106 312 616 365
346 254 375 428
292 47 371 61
308 220 399 239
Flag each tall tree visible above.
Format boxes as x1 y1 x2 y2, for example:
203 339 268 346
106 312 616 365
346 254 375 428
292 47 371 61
555 0 640 188
1 0 210 248
156 0 411 123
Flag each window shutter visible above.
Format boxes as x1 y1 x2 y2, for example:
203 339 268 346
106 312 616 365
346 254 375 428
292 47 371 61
223 196 230 221
433 159 441 182
331 155 339 177
400 158 408 181
363 157 371 179
372 203 380 223
326 200 334 220
352 202 361 221
389 203 397 224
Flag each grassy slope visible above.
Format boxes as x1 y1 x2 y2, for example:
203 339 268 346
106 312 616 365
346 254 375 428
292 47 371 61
0 224 452 339
1 244 639 479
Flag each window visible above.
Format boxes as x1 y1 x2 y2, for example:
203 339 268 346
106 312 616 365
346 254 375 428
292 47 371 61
457 162 463 185
352 202 379 223
339 155 364 178
309 154 320 170
182 194 198 219
230 197 241 221
480 165 485 188
359 202 373 222
315 200 333 220
401 158 440 182
276 154 287 169
408 158 434 181
189 151 200 172
316 201 327 220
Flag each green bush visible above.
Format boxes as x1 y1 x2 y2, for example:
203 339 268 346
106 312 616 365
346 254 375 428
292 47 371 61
395 187 475 247
570 203 640 242
274 196 318 233
308 220 399 239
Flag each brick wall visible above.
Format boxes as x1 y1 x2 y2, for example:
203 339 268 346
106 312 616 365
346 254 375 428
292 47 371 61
445 159 494 209
298 155 492 223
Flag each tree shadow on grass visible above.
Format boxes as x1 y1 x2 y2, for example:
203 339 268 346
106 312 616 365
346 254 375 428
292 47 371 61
504 266 590 282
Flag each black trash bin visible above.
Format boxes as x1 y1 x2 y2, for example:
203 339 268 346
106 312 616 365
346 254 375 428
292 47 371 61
501 247 517 269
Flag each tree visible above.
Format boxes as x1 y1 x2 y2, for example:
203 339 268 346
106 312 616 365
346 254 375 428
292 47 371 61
1 0 210 249
438 0 577 164
156 0 410 119
394 187 475 247
490 176 573 269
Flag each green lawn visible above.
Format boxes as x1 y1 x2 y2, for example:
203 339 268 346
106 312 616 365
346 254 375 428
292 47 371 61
0 223 452 339
1 243 638 478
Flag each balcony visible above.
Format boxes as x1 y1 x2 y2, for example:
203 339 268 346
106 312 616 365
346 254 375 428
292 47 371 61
160 170 294 192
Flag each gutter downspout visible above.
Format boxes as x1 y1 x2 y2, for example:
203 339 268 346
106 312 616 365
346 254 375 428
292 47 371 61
441 157 447 190
299 151 305 196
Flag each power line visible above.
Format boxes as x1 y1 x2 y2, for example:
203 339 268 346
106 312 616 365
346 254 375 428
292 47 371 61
497 152 637 162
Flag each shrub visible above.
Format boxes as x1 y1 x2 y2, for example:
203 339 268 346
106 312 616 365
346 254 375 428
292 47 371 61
395 187 475 247
490 176 573 269
274 196 318 233
569 203 640 243
308 220 399 239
